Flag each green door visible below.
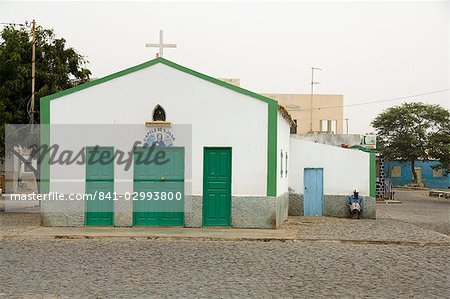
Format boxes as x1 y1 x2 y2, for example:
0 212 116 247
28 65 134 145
133 147 184 226
203 147 232 226
85 147 114 226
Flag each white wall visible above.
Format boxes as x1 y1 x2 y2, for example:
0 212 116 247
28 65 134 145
49 63 268 196
289 137 370 196
276 110 291 196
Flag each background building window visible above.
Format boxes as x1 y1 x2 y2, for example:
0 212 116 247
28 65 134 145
391 166 401 177
320 119 337 134
432 167 443 177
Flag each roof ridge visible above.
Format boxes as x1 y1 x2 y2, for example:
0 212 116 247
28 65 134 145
40 57 277 107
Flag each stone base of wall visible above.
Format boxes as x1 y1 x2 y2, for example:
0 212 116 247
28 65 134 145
41 199 84 227
185 195 202 228
114 197 133 227
232 193 289 228
276 193 289 228
288 192 376 219
41 193 290 228
288 193 303 216
41 196 135 227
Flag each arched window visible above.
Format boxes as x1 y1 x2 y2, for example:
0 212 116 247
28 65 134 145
152 105 166 121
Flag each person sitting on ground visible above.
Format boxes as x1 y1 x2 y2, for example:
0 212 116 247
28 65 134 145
348 188 363 219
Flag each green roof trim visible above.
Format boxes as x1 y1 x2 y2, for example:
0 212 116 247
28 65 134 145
40 57 277 105
40 57 278 196
350 145 378 153
369 152 376 197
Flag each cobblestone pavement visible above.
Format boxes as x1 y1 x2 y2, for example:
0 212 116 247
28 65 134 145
0 211 41 235
0 239 449 298
285 216 449 244
0 191 448 298
377 190 450 235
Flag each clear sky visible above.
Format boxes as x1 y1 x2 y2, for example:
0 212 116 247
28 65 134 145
1 0 448 134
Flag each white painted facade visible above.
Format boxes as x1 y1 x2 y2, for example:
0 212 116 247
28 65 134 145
48 62 290 198
276 110 291 196
289 137 370 196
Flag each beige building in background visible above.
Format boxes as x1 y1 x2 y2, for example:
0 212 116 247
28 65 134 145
262 94 344 134
218 79 344 135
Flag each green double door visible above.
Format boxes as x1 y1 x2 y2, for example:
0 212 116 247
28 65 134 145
133 147 185 226
203 147 232 226
85 147 114 226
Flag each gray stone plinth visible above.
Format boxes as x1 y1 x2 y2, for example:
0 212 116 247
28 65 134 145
288 193 376 219
323 195 350 218
40 193 291 228
114 196 133 227
324 195 376 219
288 193 303 216
360 196 376 219
232 193 289 228
185 195 202 228
41 197 84 227
276 193 289 227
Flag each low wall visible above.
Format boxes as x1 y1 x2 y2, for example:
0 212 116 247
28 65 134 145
232 193 289 228
41 198 84 227
41 193 290 228
185 195 202 228
288 192 376 219
324 195 376 219
289 193 303 216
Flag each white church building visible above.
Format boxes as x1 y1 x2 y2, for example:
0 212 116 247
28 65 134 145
39 57 375 228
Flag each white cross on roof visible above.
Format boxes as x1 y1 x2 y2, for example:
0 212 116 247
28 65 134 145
145 30 177 57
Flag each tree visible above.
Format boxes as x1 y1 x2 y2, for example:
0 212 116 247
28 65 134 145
0 24 91 191
372 102 450 184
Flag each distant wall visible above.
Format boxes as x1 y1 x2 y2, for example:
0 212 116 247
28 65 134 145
294 133 361 147
289 137 371 196
288 192 376 219
385 160 450 190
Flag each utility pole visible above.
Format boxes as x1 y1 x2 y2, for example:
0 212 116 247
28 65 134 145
30 19 36 128
345 118 349 134
309 67 322 133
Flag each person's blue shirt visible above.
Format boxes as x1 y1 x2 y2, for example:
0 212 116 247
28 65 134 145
348 194 363 206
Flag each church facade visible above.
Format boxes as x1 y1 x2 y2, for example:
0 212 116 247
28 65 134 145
40 57 293 228
39 57 375 228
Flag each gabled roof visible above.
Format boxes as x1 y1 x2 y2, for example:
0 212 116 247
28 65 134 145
40 57 277 107
40 57 279 197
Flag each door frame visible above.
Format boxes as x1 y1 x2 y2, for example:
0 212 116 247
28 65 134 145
85 146 115 226
303 167 324 216
202 147 232 226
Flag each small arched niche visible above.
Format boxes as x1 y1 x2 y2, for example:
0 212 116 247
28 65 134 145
152 104 166 122
146 104 171 127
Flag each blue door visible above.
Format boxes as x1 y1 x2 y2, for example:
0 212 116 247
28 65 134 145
304 168 323 216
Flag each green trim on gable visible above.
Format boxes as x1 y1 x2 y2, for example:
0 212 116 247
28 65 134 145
39 124 50 194
369 152 376 197
40 57 278 196
267 101 278 196
39 98 50 194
